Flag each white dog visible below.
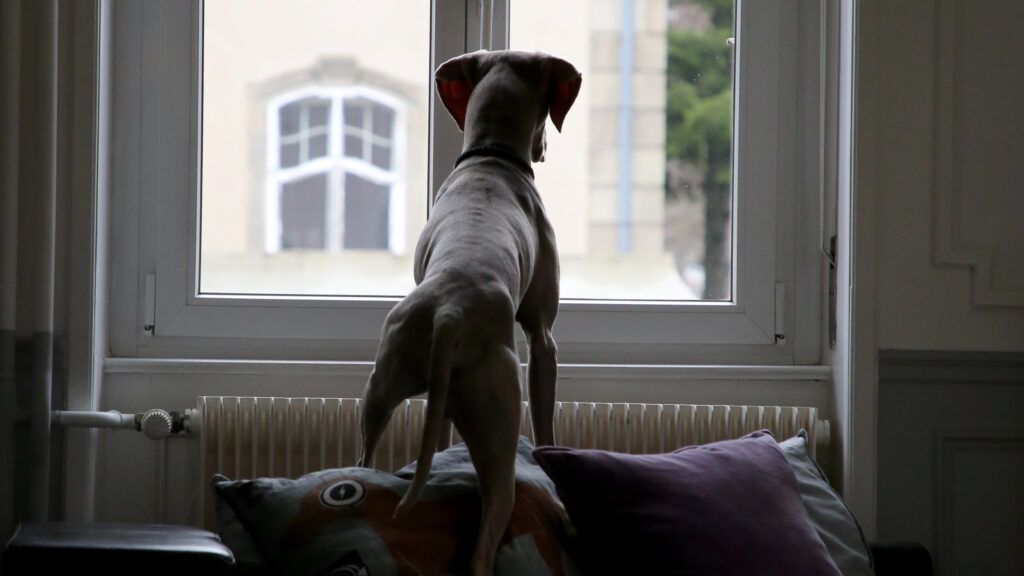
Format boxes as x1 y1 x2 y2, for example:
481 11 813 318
357 50 581 575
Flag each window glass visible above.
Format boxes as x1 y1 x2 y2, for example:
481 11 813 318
343 174 391 250
511 0 735 301
278 97 330 168
199 0 426 296
280 173 328 250
200 0 734 302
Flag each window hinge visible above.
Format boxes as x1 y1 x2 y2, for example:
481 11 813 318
144 273 156 334
774 282 786 344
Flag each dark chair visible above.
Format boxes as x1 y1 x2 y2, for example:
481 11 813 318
870 541 934 576
2 522 235 576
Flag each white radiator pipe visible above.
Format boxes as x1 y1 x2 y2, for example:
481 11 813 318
51 409 187 440
52 410 135 429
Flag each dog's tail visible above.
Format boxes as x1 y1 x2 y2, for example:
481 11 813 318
394 311 459 519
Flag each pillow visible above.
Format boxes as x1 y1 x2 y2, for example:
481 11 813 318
780 430 874 576
211 435 578 576
213 495 270 576
532 429 842 576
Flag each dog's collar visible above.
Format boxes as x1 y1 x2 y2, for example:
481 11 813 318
454 144 534 179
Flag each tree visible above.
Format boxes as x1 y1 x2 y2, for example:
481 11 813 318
665 1 734 300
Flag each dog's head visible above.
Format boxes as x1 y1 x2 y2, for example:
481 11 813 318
435 50 582 163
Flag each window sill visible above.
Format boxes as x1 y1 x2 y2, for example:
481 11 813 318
103 357 831 381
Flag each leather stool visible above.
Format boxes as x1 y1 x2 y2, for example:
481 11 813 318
2 522 235 575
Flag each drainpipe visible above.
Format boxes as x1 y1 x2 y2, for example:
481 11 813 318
618 0 635 254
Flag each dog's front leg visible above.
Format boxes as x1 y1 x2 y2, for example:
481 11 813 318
518 267 559 447
525 326 557 446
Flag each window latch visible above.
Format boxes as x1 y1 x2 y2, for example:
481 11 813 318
775 282 785 344
144 273 155 334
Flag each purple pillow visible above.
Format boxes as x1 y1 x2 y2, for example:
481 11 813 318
532 430 841 576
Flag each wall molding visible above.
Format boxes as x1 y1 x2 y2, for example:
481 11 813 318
934 434 1024 576
932 0 1024 308
879 350 1024 385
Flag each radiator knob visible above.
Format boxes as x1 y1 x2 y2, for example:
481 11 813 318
141 409 173 440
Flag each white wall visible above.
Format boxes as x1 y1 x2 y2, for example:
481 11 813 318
869 0 1024 352
859 1 1024 573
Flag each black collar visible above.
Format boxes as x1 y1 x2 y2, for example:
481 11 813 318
454 144 534 179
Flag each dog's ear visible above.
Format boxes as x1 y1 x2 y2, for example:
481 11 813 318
545 56 582 133
435 51 484 132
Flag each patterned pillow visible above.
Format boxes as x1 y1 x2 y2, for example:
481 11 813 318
212 435 578 576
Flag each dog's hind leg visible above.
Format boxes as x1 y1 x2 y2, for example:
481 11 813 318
358 370 411 468
437 418 453 451
451 346 522 576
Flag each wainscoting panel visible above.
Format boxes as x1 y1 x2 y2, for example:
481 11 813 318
935 435 1024 575
878 351 1024 576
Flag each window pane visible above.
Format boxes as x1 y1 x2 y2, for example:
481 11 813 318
280 173 328 250
308 134 328 160
279 102 301 136
372 104 393 137
308 101 330 127
200 1 427 297
343 134 363 159
371 144 391 170
343 174 390 250
279 142 300 169
511 0 735 301
343 100 365 128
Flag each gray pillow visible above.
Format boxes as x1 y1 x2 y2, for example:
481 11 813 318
780 430 875 576
213 494 270 576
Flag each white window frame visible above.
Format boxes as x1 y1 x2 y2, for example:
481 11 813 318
264 86 407 255
108 0 825 366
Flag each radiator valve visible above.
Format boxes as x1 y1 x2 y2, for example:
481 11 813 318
139 409 173 440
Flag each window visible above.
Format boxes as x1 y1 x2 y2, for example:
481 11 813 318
111 0 824 365
510 0 736 302
264 90 402 256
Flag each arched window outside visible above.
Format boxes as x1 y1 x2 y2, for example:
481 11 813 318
265 87 406 254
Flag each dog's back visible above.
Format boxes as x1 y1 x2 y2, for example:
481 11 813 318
415 156 547 307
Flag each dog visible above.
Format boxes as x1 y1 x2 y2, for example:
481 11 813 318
356 49 581 575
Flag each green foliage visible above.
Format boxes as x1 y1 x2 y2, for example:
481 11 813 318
666 28 733 98
665 5 733 190
664 1 735 298
681 89 732 191
699 0 735 28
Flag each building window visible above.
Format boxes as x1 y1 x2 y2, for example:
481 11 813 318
343 98 394 170
279 97 330 169
267 89 403 254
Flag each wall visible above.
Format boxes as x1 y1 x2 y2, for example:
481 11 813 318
877 353 1024 576
861 0 1024 574
871 1 1024 351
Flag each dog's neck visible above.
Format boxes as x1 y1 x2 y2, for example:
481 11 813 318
455 144 535 179
461 118 536 172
